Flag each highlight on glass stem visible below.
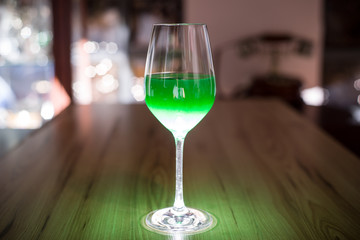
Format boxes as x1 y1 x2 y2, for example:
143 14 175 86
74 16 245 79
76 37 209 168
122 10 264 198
143 23 216 234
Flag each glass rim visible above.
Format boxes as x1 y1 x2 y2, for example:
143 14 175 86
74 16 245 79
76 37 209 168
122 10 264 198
153 23 206 27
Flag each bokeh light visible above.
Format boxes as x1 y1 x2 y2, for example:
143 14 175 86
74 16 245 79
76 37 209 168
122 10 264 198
301 86 329 106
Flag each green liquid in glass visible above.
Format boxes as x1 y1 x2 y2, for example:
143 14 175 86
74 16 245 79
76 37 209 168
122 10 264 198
145 73 216 137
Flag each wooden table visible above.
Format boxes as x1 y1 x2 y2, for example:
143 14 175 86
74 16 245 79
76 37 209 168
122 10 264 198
1 99 360 239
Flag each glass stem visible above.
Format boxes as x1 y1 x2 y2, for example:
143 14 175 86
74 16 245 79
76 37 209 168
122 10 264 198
173 136 187 213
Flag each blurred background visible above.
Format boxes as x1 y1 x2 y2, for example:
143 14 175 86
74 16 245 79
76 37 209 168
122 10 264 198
0 0 359 156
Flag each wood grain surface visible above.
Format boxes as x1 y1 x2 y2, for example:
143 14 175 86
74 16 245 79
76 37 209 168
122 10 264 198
0 99 359 240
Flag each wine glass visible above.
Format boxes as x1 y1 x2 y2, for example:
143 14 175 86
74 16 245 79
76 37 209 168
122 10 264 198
144 23 216 234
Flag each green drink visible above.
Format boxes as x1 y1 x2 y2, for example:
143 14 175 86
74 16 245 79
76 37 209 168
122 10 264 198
144 24 216 233
145 72 215 137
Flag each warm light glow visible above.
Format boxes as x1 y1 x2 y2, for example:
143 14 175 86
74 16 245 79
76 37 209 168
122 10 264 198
40 101 55 120
131 77 145 102
83 41 98 54
73 81 91 102
131 84 145 101
96 74 119 94
84 65 96 78
32 80 52 94
7 110 42 129
73 39 92 104
95 62 109 76
20 26 32 39
301 86 329 106
101 58 113 69
0 39 13 56
12 18 23 29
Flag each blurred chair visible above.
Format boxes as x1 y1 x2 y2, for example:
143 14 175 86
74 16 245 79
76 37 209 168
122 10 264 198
215 32 313 109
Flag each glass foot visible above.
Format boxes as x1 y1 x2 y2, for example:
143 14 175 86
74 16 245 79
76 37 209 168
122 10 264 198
144 207 215 234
